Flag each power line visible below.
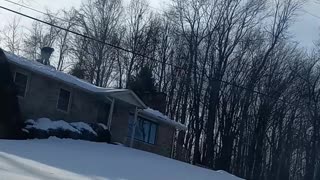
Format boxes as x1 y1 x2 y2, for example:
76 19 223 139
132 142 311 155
0 5 171 64
4 0 52 16
3 0 80 25
0 5 293 105
4 0 166 23
302 9 320 20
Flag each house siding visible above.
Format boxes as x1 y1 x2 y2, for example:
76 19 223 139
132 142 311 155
130 123 175 158
110 102 134 143
9 63 177 159
110 103 175 158
11 64 101 123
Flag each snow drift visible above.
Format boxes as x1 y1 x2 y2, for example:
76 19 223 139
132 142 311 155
23 118 111 143
0 138 243 180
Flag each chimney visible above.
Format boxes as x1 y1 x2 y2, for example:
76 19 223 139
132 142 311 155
140 92 167 114
39 47 54 66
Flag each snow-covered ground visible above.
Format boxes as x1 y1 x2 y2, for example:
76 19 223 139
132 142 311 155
0 138 242 180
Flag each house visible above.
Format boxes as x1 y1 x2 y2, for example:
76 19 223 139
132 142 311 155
3 48 186 158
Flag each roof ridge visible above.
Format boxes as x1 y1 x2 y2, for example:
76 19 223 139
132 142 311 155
4 51 123 93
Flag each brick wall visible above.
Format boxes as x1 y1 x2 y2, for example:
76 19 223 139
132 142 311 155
110 101 176 158
110 101 134 143
130 123 175 158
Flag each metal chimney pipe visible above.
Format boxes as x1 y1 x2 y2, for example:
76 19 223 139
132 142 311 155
40 47 54 66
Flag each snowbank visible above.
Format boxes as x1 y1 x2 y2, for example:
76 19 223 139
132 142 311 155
24 118 111 143
26 118 81 133
98 123 108 130
70 122 97 136
0 138 243 180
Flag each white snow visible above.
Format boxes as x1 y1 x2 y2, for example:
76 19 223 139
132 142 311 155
21 129 29 133
71 122 98 135
26 118 81 133
0 138 243 180
98 123 109 130
25 119 36 124
141 108 187 130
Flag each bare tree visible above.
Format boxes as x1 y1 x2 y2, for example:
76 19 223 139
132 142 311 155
75 0 123 86
1 17 23 55
124 0 152 86
55 9 78 71
7 0 317 179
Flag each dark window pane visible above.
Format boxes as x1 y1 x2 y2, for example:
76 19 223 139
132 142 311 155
57 89 71 111
135 119 144 141
149 123 157 144
142 121 150 142
127 115 158 145
14 72 28 97
127 115 134 137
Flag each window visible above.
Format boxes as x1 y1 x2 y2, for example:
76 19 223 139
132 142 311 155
57 88 71 112
128 116 158 144
14 72 28 97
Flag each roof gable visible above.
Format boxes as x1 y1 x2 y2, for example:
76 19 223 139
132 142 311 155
107 90 147 108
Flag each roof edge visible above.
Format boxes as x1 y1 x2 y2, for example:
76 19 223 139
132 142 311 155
139 109 187 131
104 90 147 109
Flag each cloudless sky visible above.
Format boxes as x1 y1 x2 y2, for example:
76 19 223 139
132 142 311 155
0 0 320 49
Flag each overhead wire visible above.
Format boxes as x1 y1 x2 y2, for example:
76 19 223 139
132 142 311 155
0 4 297 106
302 9 320 20
4 0 58 17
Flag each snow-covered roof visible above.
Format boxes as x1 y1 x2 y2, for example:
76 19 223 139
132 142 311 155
5 52 125 94
5 52 146 108
140 108 187 131
5 52 186 130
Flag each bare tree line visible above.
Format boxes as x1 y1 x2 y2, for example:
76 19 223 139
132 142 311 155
2 0 320 179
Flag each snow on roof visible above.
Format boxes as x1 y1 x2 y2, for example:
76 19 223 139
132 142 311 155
140 108 187 131
5 52 127 94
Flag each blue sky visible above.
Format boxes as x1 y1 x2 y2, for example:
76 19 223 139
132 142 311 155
0 0 320 49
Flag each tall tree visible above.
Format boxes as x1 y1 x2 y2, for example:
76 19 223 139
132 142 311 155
128 65 156 97
1 17 23 55
75 0 123 86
